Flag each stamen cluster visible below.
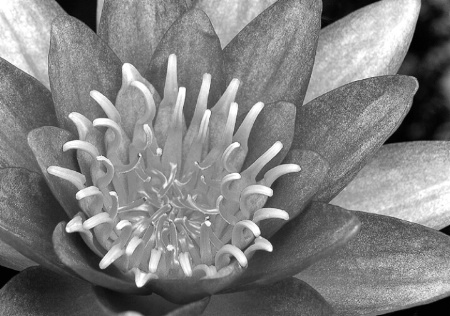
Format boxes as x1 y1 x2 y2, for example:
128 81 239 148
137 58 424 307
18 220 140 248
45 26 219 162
48 54 300 287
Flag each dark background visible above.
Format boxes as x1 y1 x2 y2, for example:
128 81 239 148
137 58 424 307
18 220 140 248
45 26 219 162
2 1 450 315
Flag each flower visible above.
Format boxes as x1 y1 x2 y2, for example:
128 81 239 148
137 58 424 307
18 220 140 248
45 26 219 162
1 0 450 315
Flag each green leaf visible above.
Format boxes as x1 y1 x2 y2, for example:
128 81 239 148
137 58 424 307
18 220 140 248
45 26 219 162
0 0 65 88
0 240 36 271
0 168 71 277
229 202 360 291
294 75 418 202
261 149 329 237
305 0 420 103
0 57 57 173
98 0 187 74
146 9 225 124
241 101 296 178
49 15 122 135
28 126 81 219
0 266 116 315
204 278 334 316
194 0 276 47
297 211 450 315
332 141 450 230
223 0 321 114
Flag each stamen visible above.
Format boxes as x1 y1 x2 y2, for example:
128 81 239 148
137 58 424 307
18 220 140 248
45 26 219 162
244 237 273 257
149 249 162 273
231 220 261 249
63 140 99 159
262 164 301 186
243 141 283 180
130 81 156 124
90 90 121 123
68 112 93 141
239 185 273 218
215 244 248 270
200 221 213 265
93 118 123 152
83 212 112 230
179 252 193 277
133 268 157 288
95 156 115 188
99 244 124 269
233 102 264 150
252 208 289 224
47 166 86 190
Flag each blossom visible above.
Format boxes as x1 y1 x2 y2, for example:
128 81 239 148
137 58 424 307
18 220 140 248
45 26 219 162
1 0 450 315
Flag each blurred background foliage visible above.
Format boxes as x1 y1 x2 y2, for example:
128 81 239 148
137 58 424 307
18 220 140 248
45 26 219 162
1 1 450 315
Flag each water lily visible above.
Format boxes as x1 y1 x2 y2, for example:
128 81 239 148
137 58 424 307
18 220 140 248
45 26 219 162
1 0 450 315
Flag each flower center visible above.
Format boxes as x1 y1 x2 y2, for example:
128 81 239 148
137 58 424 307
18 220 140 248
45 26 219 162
48 54 300 287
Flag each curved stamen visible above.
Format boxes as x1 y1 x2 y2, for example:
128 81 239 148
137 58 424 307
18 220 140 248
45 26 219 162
90 90 121 123
47 166 86 190
215 244 248 270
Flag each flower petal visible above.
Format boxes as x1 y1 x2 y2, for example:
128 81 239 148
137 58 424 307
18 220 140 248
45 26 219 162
332 141 450 230
229 202 360 291
28 126 81 219
305 0 420 103
241 101 296 178
204 278 334 316
261 149 329 237
146 9 225 124
0 266 115 315
223 0 321 115
52 222 144 294
0 57 57 173
98 0 187 74
0 240 36 271
49 15 122 135
0 168 71 277
297 211 450 315
95 287 210 316
194 0 276 47
0 0 65 88
295 75 418 202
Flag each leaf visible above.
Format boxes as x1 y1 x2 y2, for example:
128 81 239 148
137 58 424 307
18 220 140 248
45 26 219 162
229 202 360 291
305 0 420 103
0 168 71 277
332 141 450 230
297 211 450 315
0 57 57 173
223 0 321 114
194 0 276 47
49 15 122 135
0 0 65 88
146 8 225 124
294 75 418 202
204 278 334 316
98 0 187 74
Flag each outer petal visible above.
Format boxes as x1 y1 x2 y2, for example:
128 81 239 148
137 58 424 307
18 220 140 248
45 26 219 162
297 211 450 315
0 0 65 88
194 0 276 47
229 202 360 291
0 267 117 315
0 168 71 277
146 9 225 124
295 75 418 202
0 241 36 271
241 101 296 177
332 141 450 230
204 278 334 316
305 0 420 103
49 15 122 135
95 287 210 316
0 57 57 173
261 149 329 237
28 126 81 219
98 0 187 74
223 0 321 114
